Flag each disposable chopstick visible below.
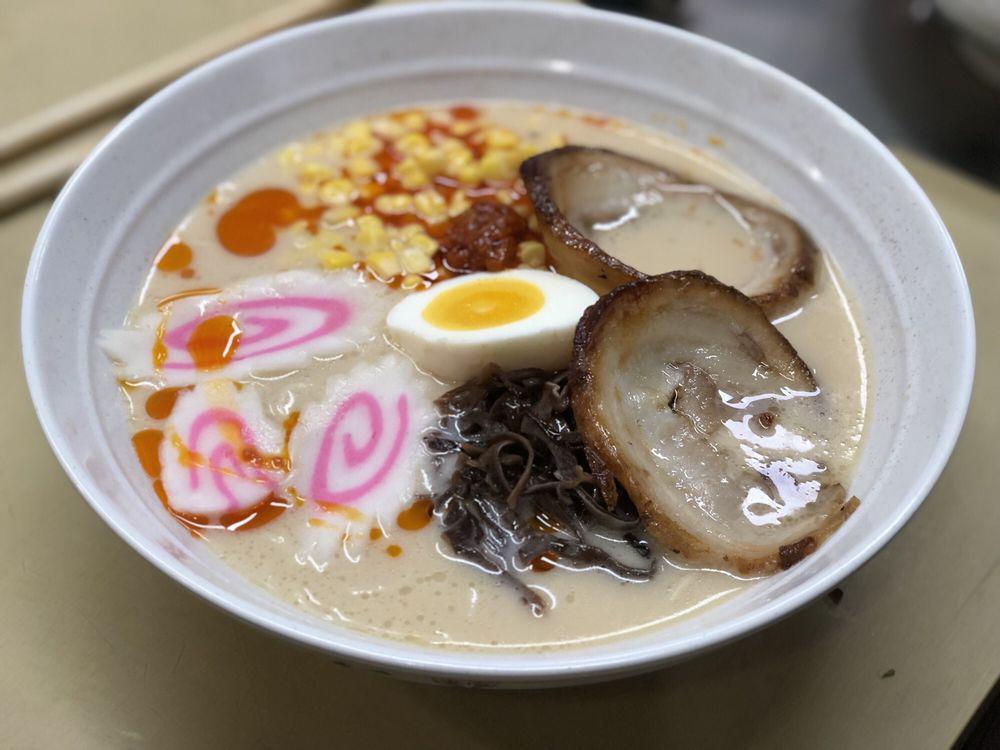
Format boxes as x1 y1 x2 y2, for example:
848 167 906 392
0 0 360 164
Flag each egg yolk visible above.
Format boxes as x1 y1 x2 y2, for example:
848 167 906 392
421 278 545 331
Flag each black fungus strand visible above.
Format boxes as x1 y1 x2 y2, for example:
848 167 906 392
424 366 656 613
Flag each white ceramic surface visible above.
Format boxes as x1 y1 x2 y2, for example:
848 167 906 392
22 2 974 687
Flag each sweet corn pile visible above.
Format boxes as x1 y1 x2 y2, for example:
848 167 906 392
280 106 564 288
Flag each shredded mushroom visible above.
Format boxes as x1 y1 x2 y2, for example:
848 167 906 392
425 366 656 614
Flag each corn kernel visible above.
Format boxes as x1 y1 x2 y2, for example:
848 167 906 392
495 189 518 206
409 233 439 256
456 163 481 185
313 229 345 247
366 251 401 279
414 190 447 217
343 120 372 140
440 137 469 155
300 169 333 195
413 147 446 175
357 213 384 229
370 117 404 139
545 132 567 149
527 213 540 232
374 193 414 215
483 128 519 150
323 205 361 225
480 150 518 181
399 111 428 131
347 156 378 178
400 172 430 191
398 223 425 238
304 142 324 157
518 240 546 267
320 249 357 270
400 247 434 274
348 137 377 156
278 145 304 167
518 142 542 161
357 215 387 252
449 191 471 217
395 158 430 190
326 135 346 157
301 163 333 180
342 121 377 156
396 132 430 154
318 177 357 205
400 274 424 291
358 182 382 202
451 121 477 136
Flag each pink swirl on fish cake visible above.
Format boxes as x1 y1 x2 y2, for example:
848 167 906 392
309 391 410 507
161 295 351 371
288 355 439 535
185 407 282 512
99 272 394 386
160 382 287 518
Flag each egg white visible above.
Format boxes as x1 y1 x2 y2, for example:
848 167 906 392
386 269 598 382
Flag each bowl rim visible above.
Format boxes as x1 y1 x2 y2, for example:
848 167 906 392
21 0 975 684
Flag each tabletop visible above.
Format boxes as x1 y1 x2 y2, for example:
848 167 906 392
2 2 998 748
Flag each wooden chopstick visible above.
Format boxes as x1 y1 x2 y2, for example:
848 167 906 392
0 0 360 165
0 0 362 217
0 124 112 216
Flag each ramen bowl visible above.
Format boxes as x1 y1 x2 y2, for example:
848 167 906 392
21 1 974 687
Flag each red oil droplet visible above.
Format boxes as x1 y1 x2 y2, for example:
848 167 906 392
219 494 291 531
449 105 479 120
396 497 434 531
145 387 187 420
155 241 193 272
186 314 242 370
132 429 163 478
530 553 558 573
216 188 325 256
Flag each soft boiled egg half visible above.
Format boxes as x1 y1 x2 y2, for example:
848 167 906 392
386 269 598 382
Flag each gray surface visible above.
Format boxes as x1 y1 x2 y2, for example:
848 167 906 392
594 0 1000 182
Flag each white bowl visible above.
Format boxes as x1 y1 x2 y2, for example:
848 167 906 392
21 1 974 687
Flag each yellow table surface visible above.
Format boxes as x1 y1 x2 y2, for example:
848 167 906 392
2 3 998 748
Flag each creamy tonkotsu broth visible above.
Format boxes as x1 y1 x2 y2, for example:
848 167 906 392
105 103 867 651
585 188 764 285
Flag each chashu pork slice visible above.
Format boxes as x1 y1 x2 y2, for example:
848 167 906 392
521 146 816 311
571 271 858 575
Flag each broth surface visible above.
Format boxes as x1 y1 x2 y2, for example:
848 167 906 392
115 103 868 650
